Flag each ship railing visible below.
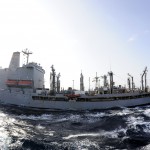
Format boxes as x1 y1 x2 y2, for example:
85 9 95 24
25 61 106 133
76 93 150 102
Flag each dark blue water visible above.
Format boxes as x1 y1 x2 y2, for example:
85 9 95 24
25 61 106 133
1 104 150 150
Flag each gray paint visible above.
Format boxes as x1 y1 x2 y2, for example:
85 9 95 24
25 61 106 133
9 52 20 71
0 69 9 89
0 90 150 110
0 51 150 110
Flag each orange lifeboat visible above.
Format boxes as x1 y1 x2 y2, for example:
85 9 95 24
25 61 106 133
6 80 18 86
18 80 32 87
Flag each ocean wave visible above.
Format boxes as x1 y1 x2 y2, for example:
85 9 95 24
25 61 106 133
0 105 150 149
16 114 53 121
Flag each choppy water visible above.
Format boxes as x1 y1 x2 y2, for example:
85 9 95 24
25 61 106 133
1 105 150 149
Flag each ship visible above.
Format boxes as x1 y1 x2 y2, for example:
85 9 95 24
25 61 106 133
0 50 150 110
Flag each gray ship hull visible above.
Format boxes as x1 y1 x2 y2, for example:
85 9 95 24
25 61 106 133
0 90 150 110
1 51 150 110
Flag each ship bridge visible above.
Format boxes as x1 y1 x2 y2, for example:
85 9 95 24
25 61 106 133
23 62 45 74
6 51 45 89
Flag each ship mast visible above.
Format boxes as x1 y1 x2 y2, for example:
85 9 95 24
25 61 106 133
80 71 84 91
128 73 134 92
22 48 32 64
108 71 114 94
50 65 56 95
89 77 91 93
56 73 61 93
141 67 148 92
145 67 148 92
101 75 108 87
93 72 100 92
127 77 131 91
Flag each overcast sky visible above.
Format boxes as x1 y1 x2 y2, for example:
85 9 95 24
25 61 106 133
0 0 150 90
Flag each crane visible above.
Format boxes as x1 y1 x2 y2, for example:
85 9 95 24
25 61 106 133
141 67 148 92
92 72 100 90
108 71 114 94
128 73 134 92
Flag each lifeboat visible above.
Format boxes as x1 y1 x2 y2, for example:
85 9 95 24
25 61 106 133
6 80 18 86
18 80 33 87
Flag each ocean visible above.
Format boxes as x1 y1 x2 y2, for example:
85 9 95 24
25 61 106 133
1 104 150 150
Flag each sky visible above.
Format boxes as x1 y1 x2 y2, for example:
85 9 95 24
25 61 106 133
0 0 150 90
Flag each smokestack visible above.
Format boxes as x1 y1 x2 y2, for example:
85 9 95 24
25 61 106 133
9 52 20 71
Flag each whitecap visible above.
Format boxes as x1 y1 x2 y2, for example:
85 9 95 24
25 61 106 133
53 114 81 123
63 138 100 149
17 114 53 120
126 116 144 126
85 112 106 118
114 109 133 116
100 128 127 139
144 108 150 117
140 144 150 150
63 128 126 140
0 112 12 149
63 133 100 140
126 115 150 134
35 124 45 130
69 114 81 121
53 117 68 123
74 139 99 149
43 130 54 136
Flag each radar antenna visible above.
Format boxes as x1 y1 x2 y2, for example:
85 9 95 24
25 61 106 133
22 48 32 64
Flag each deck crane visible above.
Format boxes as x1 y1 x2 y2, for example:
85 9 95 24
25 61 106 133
101 75 108 87
108 71 114 94
141 67 148 92
56 73 61 93
50 65 56 95
92 72 100 93
128 73 134 92
127 77 131 90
